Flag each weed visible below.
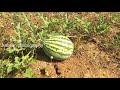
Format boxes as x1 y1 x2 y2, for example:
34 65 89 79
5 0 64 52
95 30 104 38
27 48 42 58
75 16 91 33
93 15 111 34
114 32 120 48
111 13 120 27
25 68 36 78
0 12 38 78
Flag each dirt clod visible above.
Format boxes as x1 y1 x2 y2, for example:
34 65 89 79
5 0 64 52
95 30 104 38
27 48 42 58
54 64 61 75
40 68 46 75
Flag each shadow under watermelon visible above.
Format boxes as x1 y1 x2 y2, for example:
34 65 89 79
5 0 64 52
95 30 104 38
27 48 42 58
35 48 62 63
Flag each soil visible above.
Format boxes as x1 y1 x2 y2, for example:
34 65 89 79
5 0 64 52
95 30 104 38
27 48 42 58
16 40 120 78
0 12 120 78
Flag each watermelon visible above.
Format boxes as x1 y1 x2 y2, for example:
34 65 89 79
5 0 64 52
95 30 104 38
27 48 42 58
42 35 74 60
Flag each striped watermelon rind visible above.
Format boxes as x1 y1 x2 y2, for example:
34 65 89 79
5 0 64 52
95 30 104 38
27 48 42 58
42 35 74 60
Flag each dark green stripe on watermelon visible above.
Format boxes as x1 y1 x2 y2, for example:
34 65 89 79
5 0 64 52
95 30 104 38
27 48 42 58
43 45 71 56
48 35 70 41
43 45 71 60
42 35 74 60
44 44 73 55
44 41 73 50
50 35 70 40
44 39 73 45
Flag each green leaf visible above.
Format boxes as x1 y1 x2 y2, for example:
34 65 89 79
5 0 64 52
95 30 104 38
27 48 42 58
14 63 21 69
6 47 24 53
25 68 35 78
22 55 29 60
7 67 13 73
6 63 14 73
15 56 20 63
6 48 16 53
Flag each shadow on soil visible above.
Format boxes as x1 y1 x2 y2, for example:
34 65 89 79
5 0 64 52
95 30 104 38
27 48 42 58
35 48 63 63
